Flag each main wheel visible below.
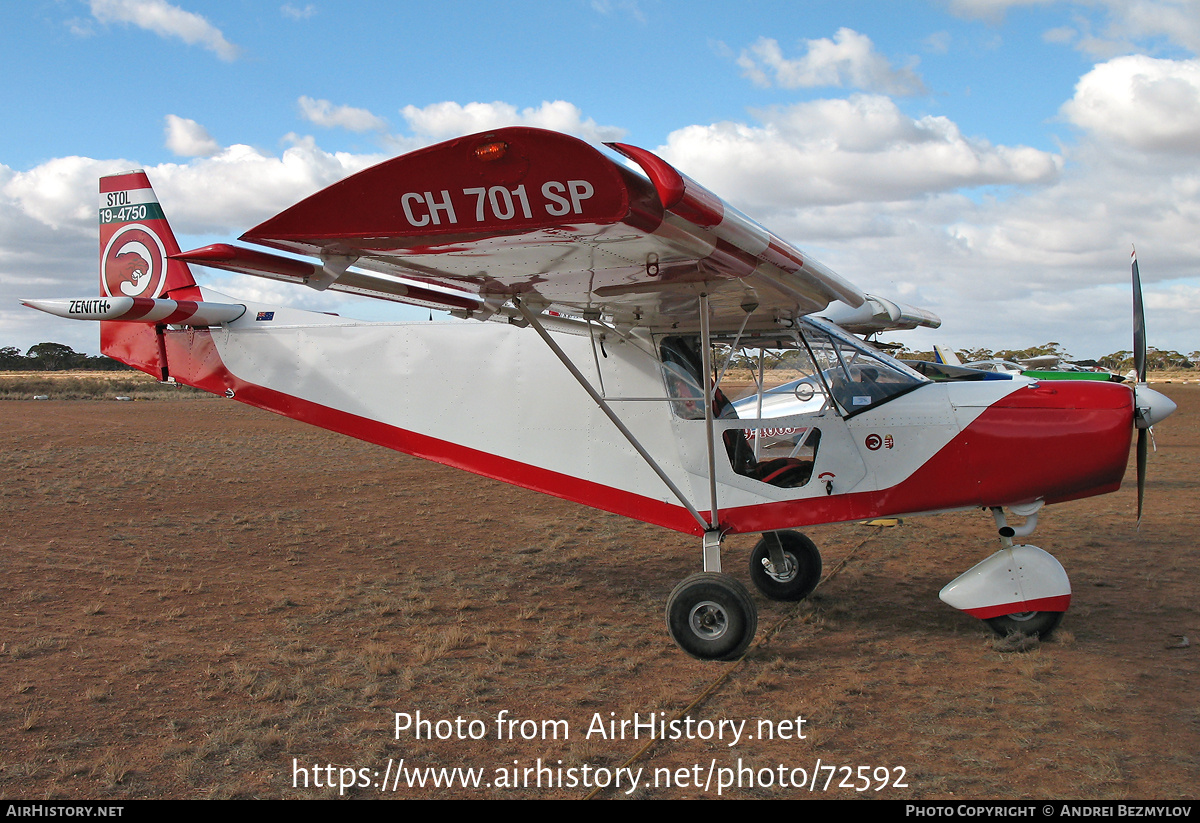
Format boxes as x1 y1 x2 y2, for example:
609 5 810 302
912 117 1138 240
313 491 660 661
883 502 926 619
984 610 1064 638
748 531 822 601
666 573 758 661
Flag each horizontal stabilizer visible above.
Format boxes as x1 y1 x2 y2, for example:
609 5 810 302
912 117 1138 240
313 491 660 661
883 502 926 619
20 296 246 326
175 244 484 313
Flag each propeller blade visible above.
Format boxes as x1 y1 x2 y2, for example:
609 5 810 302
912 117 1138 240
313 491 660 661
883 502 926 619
1132 248 1147 383
1136 427 1147 529
1128 250 1176 527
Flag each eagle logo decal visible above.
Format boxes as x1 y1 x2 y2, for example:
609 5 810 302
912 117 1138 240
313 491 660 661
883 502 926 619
101 224 167 298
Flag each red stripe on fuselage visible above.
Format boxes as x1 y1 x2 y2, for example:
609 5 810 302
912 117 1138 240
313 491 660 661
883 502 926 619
158 328 706 535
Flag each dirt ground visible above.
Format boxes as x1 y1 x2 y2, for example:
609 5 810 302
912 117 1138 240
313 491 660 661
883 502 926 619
1 386 1196 800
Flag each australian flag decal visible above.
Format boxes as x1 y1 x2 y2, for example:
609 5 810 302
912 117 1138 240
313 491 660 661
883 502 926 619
256 311 275 321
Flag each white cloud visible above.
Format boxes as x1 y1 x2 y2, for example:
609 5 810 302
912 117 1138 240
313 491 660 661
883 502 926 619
923 31 953 55
637 79 1200 358
1060 55 1200 153
656 95 1060 211
298 96 389 133
589 0 646 23
950 0 1200 56
0 99 628 355
164 115 220 157
89 0 240 61
281 3 317 19
2 156 135 233
1 156 139 353
1114 0 1200 53
947 0 1053 23
397 100 627 144
737 30 926 96
0 139 379 267
144 136 384 234
0 135 389 354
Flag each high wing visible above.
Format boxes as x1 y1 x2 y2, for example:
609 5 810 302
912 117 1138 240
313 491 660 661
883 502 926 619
178 127 866 332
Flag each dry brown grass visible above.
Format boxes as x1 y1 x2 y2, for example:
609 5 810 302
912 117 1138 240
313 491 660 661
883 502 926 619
0 394 1196 799
0 370 209 400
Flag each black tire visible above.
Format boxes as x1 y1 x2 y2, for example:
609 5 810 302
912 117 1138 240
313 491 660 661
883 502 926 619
984 610 1064 638
665 573 758 661
748 531 822 601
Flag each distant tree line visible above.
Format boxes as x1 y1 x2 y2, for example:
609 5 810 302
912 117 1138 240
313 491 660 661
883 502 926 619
891 341 1198 372
0 343 133 372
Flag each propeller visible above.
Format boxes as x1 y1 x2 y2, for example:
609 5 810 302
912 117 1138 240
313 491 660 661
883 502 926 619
1129 248 1177 526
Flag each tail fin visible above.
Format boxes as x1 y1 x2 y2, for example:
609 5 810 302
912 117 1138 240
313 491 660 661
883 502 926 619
933 344 962 367
99 171 199 301
99 171 200 376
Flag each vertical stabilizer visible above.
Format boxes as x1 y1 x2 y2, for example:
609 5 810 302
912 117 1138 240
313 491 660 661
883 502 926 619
98 171 199 376
99 171 198 300
934 344 962 367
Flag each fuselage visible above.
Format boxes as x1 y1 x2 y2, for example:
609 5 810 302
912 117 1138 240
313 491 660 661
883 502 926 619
94 291 1140 538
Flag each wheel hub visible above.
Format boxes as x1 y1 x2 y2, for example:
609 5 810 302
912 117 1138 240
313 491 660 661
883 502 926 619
688 600 729 640
762 553 797 583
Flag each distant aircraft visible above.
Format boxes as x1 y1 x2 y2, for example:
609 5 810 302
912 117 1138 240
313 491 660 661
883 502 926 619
935 346 1123 382
23 128 1175 660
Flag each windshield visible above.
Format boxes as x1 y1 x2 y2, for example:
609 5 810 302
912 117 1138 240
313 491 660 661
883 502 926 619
705 320 928 420
798 317 929 417
660 320 928 420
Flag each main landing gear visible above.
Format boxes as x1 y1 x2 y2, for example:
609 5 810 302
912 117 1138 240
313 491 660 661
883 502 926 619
666 529 823 661
666 511 1070 658
748 530 823 602
666 573 758 661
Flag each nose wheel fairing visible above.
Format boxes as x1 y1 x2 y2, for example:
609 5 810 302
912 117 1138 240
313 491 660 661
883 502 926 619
938 544 1071 624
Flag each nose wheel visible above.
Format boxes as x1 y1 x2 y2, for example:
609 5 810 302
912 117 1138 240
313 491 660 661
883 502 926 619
985 610 1064 638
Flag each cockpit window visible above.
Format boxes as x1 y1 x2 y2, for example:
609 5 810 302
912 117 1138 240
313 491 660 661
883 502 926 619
659 336 708 420
657 323 927 487
659 334 823 489
666 320 928 422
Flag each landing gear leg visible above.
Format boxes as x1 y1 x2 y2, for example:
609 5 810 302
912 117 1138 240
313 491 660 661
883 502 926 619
665 530 758 661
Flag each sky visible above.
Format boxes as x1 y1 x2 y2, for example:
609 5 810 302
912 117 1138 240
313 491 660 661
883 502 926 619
3 0 1199 361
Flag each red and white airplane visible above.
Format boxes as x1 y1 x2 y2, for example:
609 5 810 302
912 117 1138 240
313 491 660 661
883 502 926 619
23 127 1176 660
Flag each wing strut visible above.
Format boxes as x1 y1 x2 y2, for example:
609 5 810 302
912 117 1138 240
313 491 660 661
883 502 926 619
698 293 721 532
513 298 710 533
